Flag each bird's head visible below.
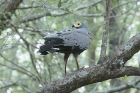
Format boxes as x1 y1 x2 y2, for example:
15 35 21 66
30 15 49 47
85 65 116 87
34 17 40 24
72 22 88 32
72 22 88 30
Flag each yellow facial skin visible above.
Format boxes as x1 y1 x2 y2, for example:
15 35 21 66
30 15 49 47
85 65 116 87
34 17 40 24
75 22 81 27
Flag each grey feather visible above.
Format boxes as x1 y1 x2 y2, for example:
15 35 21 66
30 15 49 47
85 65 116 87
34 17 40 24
43 24 91 50
39 22 91 55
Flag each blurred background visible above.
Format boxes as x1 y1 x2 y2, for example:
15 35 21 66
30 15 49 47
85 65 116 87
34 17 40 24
0 0 140 93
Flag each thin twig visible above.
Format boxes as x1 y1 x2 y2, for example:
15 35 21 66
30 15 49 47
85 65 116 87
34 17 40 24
0 53 35 77
89 78 140 93
12 26 43 84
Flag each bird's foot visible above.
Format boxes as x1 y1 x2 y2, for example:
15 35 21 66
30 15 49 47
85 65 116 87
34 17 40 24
77 67 84 71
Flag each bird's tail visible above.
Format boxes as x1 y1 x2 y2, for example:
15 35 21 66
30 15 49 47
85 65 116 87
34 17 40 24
38 44 58 55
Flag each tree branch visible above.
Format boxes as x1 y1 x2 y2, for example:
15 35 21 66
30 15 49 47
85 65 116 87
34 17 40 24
36 66 140 93
36 32 140 93
79 0 138 17
91 78 140 93
99 0 111 61
0 0 22 13
104 78 140 93
19 0 103 23
0 82 17 89
0 0 23 31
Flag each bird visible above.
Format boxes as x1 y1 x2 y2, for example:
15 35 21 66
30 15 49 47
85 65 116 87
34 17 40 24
38 22 91 74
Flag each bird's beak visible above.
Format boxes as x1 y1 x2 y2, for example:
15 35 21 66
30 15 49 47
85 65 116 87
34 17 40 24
72 24 75 28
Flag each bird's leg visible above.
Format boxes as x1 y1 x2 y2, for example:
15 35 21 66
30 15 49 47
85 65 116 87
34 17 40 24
73 54 79 70
64 53 70 75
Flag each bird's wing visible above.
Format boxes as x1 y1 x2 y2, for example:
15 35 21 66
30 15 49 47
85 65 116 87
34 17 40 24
67 30 91 50
43 30 73 46
38 30 73 55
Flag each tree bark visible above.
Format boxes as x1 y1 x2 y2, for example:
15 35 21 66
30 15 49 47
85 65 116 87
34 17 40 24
0 0 23 31
36 33 140 93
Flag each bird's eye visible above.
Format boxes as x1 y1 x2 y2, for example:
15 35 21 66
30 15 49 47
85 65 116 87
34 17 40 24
76 22 81 27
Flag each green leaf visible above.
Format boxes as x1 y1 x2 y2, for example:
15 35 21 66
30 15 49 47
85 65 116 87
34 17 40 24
95 5 99 11
112 0 115 3
58 0 62 8
122 75 127 81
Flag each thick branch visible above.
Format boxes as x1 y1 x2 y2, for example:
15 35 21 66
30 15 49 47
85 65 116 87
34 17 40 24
0 0 22 13
111 32 140 64
36 66 140 93
36 32 140 93
0 0 23 30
